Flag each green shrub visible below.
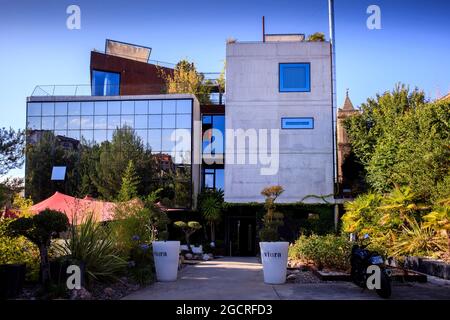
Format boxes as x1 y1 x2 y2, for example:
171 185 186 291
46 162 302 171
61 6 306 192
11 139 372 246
289 234 352 271
259 186 284 242
56 213 127 285
127 239 155 285
0 218 40 281
7 209 69 285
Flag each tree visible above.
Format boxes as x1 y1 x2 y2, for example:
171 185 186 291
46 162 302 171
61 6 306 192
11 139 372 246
7 209 68 285
198 189 224 243
160 59 212 104
0 177 23 210
344 85 449 200
0 127 24 175
174 221 202 252
259 186 284 242
92 126 156 200
117 160 140 202
25 131 81 202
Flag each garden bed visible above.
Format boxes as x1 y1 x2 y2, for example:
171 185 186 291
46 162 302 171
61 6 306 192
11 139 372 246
405 257 450 280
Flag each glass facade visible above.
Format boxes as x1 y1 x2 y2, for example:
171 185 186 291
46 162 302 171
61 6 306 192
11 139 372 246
27 98 193 207
202 114 225 191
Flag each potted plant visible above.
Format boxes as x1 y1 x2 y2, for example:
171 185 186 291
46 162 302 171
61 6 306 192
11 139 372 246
258 186 289 284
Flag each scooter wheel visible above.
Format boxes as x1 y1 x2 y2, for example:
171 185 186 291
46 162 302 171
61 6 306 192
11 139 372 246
376 272 392 299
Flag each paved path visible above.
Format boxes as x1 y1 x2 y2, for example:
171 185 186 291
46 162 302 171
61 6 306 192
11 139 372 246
123 257 450 300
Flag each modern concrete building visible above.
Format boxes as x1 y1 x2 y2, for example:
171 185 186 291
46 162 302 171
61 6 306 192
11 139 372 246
225 39 334 203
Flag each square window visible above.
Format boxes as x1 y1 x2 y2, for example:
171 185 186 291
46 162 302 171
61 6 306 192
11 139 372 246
135 115 148 129
68 102 81 115
81 130 94 143
42 103 55 116
81 102 94 115
162 129 176 151
55 116 68 130
162 100 176 114
108 101 121 114
121 115 134 127
54 103 67 116
108 115 121 129
67 130 80 140
27 117 41 130
135 100 148 114
176 100 192 114
27 103 41 116
68 116 80 130
162 114 176 128
148 115 161 128
148 130 162 152
94 130 107 144
94 115 107 129
122 101 134 114
92 70 120 96
279 63 311 92
81 116 94 129
135 130 148 148
176 114 191 129
148 100 162 114
95 101 108 115
41 117 54 130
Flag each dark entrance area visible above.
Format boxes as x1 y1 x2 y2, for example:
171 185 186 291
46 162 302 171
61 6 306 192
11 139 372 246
225 216 257 256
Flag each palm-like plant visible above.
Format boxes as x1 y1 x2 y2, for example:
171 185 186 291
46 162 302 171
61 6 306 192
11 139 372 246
423 198 450 256
342 192 383 237
391 217 446 258
198 189 224 244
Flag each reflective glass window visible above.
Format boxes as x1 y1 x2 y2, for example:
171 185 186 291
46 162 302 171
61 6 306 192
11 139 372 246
27 103 41 116
162 114 176 128
135 115 147 129
107 115 121 129
67 130 80 140
41 117 54 130
176 100 192 114
94 115 107 129
27 117 41 130
68 102 81 115
54 102 67 116
148 100 162 114
42 103 54 116
121 101 134 114
94 130 107 144
148 115 161 128
108 101 121 115
121 115 134 127
55 116 68 130
135 100 148 114
176 114 191 128
68 116 80 130
92 70 120 96
81 116 94 129
162 100 176 114
81 102 94 115
94 101 107 115
148 130 162 152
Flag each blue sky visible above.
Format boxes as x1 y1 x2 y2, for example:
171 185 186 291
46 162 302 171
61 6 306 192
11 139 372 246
0 0 449 130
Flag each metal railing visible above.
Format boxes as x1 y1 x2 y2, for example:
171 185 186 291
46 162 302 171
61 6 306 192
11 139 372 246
30 84 226 105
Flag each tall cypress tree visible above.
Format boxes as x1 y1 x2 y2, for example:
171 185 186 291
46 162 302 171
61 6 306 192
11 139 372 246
118 160 140 202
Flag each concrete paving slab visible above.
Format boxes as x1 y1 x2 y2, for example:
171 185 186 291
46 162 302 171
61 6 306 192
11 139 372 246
123 257 450 300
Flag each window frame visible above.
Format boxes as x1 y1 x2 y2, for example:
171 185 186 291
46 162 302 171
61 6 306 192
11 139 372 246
279 62 311 93
281 117 314 130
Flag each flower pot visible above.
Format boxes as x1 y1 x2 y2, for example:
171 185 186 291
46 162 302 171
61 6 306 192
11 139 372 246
0 263 26 299
152 241 180 282
259 242 289 284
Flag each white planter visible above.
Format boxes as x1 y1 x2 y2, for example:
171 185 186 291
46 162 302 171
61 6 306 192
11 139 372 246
152 241 180 282
259 242 289 284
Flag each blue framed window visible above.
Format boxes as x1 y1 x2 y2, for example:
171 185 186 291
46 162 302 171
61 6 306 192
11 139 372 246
281 117 314 129
279 63 311 92
92 70 121 96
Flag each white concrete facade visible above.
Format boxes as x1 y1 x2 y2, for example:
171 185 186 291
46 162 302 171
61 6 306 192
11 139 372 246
225 41 334 203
